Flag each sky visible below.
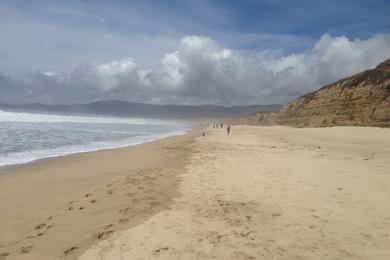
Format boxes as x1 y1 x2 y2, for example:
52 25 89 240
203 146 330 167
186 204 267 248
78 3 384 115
0 0 390 105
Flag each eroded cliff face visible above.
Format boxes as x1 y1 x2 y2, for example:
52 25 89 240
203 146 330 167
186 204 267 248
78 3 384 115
228 112 277 125
231 59 390 127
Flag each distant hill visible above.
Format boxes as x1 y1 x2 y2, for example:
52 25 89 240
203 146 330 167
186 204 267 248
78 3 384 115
230 59 390 127
0 101 281 120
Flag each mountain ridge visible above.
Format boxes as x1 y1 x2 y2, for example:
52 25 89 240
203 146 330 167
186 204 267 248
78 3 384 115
0 101 281 120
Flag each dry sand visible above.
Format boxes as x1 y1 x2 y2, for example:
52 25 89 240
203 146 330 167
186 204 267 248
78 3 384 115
1 126 390 260
80 126 390 260
0 131 196 260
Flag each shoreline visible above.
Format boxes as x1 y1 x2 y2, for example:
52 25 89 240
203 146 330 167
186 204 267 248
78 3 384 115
0 129 191 171
0 129 199 259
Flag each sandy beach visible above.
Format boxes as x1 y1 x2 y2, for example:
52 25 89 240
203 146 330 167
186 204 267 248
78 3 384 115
0 131 196 259
1 126 390 259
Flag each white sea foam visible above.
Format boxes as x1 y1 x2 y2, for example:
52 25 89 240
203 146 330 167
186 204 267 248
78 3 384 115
0 109 181 125
0 129 185 167
0 110 190 168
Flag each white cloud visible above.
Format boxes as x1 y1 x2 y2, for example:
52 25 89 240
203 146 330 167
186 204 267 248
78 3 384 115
1 34 389 105
264 33 390 100
83 58 138 92
144 33 390 104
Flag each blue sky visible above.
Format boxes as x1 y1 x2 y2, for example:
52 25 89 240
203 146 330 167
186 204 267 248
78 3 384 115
0 0 389 104
218 0 389 37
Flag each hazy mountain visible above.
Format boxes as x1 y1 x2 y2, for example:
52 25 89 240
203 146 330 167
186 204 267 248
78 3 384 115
0 101 281 120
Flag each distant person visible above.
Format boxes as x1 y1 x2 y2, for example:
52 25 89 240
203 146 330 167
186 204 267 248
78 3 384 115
220 123 223 128
227 124 231 136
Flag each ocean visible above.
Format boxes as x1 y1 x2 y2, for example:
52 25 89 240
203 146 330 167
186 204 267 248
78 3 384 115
0 110 190 167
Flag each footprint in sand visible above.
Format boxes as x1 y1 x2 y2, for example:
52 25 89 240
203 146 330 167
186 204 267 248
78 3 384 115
20 246 33 254
89 199 97 204
95 230 114 240
35 223 46 230
64 246 79 255
28 232 45 238
34 223 54 234
240 230 255 238
84 193 92 198
154 246 169 255
149 201 160 208
118 218 129 224
119 207 131 214
46 224 54 230
104 224 114 230
126 192 136 197
0 252 10 259
360 233 373 241
232 251 256 260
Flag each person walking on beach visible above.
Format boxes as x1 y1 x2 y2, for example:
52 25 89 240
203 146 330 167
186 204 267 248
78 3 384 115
227 124 231 136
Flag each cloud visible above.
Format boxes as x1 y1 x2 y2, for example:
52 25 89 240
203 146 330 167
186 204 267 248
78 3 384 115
146 33 390 104
69 58 139 92
1 34 390 105
264 33 390 99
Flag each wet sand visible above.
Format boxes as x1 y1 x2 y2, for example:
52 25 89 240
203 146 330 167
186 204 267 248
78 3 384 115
0 131 196 260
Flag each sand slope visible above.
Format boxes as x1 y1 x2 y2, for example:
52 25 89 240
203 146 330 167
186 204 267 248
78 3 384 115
80 126 390 260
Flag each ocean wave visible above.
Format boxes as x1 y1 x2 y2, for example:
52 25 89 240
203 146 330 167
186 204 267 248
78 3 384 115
0 109 181 125
0 129 186 167
0 110 191 168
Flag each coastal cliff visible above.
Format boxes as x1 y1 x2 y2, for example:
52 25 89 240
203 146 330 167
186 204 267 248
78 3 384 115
231 59 390 127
